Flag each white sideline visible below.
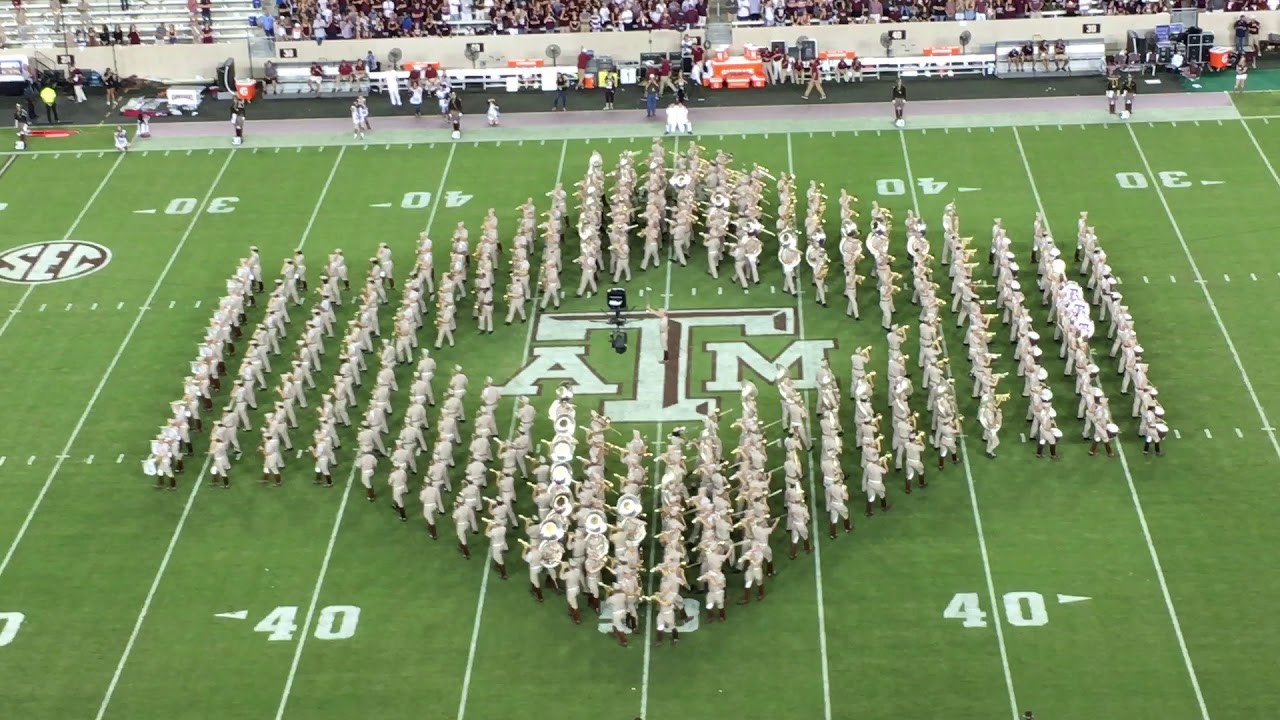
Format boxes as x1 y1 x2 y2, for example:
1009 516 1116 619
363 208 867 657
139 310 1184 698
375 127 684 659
455 138 570 720
899 131 1021 720
1018 126 1208 717
95 146 349 720
0 150 236 583
273 144 441 720
0 154 125 341
787 132 834 720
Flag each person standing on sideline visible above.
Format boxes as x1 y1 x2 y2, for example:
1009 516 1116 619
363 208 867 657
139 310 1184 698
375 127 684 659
39 83 58 124
891 78 906 126
231 97 247 145
552 73 568 111
448 90 463 139
70 66 87 103
1234 57 1249 92
409 80 423 118
644 75 659 119
576 47 592 88
658 55 677 95
802 56 826 100
602 71 617 110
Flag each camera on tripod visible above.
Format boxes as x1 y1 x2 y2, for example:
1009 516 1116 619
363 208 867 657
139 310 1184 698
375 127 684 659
606 287 627 354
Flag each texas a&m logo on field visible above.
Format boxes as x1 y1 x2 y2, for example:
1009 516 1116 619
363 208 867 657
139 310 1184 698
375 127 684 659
0 241 112 284
501 307 835 423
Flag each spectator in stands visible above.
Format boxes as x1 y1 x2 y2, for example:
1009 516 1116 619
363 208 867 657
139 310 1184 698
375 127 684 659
263 61 279 93
128 24 141 44
166 22 178 42
120 0 128 11
111 23 123 43
200 0 212 21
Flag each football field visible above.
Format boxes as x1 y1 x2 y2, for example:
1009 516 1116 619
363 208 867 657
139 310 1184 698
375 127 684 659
1 102 1279 720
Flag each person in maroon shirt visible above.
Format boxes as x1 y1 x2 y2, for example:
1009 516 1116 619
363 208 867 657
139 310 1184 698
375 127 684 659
802 57 825 99
308 62 324 95
576 47 591 87
689 41 705 85
337 59 353 91
658 55 676 94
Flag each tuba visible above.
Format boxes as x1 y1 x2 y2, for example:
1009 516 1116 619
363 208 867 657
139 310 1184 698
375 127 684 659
539 514 567 542
616 493 643 519
549 438 575 464
584 509 608 536
538 539 565 569
553 414 575 436
550 488 574 518
550 462 573 487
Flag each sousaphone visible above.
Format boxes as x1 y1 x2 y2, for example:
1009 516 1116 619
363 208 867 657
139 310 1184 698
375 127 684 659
550 487 574 517
553 414 575 436
549 438 575 464
779 244 801 272
616 493 643 519
538 539 565 568
550 462 573 487
539 513 567 542
778 228 799 249
670 171 692 190
583 509 608 535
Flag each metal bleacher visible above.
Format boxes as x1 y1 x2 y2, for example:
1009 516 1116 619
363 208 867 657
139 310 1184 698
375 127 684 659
0 0 258 50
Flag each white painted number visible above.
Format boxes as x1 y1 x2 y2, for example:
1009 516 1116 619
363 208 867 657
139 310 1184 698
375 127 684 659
314 605 361 640
875 178 906 196
207 196 240 214
444 190 473 208
1115 171 1191 189
253 605 361 641
1003 591 1049 627
400 191 432 209
943 592 989 628
875 178 947 196
945 592 1050 628
164 196 239 215
0 611 24 647
254 605 300 641
916 177 949 195
164 197 197 215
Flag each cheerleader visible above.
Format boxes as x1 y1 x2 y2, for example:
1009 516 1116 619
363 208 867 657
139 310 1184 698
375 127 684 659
486 98 500 127
135 111 151 139
409 81 424 118
603 71 617 110
113 125 130 153
350 99 365 140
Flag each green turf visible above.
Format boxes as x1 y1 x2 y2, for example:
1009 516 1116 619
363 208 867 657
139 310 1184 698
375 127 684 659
0 118 1276 720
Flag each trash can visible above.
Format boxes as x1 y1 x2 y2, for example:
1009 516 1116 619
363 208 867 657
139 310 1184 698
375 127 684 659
236 79 257 101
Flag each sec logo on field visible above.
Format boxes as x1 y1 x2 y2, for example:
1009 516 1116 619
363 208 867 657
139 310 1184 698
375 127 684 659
0 241 112 284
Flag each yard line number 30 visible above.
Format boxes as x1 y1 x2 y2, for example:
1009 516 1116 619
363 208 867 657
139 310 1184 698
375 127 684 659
1115 171 1191 189
944 592 1049 628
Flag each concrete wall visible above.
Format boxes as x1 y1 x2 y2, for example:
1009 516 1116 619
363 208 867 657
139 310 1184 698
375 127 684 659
52 11 1277 81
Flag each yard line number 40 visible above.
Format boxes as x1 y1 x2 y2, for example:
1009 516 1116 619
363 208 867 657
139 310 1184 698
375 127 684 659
255 605 361 641
944 592 1049 628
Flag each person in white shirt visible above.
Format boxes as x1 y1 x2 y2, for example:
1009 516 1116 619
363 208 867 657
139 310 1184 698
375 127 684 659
351 99 366 139
486 98 500 126
664 101 692 135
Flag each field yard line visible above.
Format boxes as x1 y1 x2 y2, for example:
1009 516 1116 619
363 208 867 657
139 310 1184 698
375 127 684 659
271 464 359 720
96 148 351 720
1126 126 1280 461
275 144 461 720
1016 126 1213 720
1240 119 1280 190
92 456 213 720
455 137 569 720
0 153 125 342
297 147 348 252
0 151 235 583
787 132 834 720
899 132 1020 720
638 137 679 720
